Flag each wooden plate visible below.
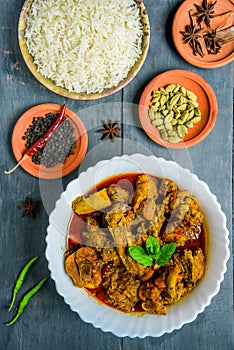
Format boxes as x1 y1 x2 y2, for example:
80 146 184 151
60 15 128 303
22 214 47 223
11 104 88 179
18 0 150 100
172 0 234 68
138 69 218 149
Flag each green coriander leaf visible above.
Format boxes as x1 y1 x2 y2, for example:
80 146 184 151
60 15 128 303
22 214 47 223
128 246 153 266
156 242 177 266
146 236 160 256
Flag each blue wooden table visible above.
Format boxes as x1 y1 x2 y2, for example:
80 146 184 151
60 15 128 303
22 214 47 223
0 1 233 349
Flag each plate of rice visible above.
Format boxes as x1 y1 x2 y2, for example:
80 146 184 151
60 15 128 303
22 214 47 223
18 0 150 100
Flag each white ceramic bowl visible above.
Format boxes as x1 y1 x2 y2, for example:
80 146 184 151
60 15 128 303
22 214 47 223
45 154 230 338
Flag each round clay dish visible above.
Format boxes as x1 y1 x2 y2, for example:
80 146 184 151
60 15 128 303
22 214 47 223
172 0 234 68
18 0 150 100
138 69 218 149
11 104 88 179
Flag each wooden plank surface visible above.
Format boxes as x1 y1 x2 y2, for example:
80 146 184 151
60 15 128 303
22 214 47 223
0 0 233 349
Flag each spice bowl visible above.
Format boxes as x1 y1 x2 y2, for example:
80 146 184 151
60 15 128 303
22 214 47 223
11 104 88 179
139 69 218 149
172 0 234 68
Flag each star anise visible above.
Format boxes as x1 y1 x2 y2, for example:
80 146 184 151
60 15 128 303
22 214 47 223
180 11 204 57
97 120 122 142
193 0 217 27
204 30 223 54
18 197 40 218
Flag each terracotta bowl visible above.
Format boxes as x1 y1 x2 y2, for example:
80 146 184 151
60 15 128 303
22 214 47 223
172 0 234 68
18 0 150 100
139 69 218 149
11 104 88 179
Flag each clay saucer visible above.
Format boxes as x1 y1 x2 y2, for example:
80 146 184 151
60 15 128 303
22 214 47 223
11 104 88 179
172 0 234 68
138 69 218 149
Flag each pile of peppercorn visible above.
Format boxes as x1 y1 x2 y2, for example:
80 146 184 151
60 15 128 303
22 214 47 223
22 113 76 168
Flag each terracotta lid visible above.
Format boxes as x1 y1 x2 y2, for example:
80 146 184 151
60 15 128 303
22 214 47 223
138 69 218 149
172 0 234 68
11 104 88 179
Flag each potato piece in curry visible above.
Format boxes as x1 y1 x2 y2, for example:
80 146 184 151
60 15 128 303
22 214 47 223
65 173 205 315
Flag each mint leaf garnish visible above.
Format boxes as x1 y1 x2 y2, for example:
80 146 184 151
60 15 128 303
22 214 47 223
128 246 153 266
146 236 160 257
156 243 177 266
128 237 176 267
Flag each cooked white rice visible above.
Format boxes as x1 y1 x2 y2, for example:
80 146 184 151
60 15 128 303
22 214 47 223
25 0 143 94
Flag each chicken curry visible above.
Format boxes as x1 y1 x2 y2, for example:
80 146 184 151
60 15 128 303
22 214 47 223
64 173 205 315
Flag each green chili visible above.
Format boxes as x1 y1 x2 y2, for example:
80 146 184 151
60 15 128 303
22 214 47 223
8 256 39 312
6 277 48 326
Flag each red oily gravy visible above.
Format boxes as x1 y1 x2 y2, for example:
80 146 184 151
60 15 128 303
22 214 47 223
66 173 206 311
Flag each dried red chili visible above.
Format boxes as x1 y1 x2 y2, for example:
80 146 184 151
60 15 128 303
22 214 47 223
4 102 66 174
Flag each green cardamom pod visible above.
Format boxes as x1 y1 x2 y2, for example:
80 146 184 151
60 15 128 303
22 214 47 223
188 109 195 119
187 90 197 101
150 105 159 111
165 84 176 92
168 136 182 143
148 108 156 120
177 118 184 125
194 108 201 116
182 96 189 104
188 100 199 108
170 94 181 107
160 87 166 93
160 95 167 106
190 116 201 124
177 103 187 111
181 110 190 122
180 86 187 95
152 119 163 126
185 121 194 128
173 85 180 93
177 125 188 138
160 131 168 140
154 112 163 119
152 91 161 97
170 131 179 138
164 113 173 123
166 103 171 111
167 130 175 136
151 95 160 103
164 122 173 130
175 112 181 120
171 118 177 126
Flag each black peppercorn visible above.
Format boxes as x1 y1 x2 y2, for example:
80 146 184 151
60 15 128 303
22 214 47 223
22 113 76 168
